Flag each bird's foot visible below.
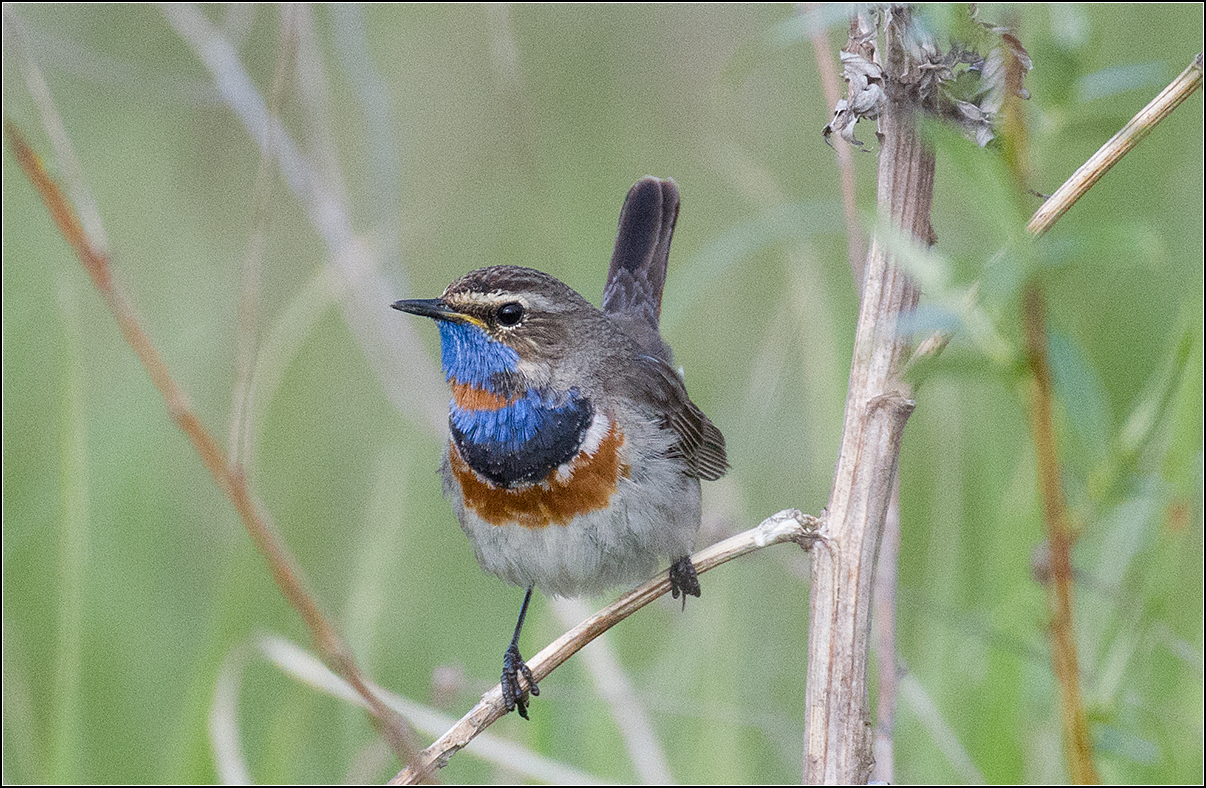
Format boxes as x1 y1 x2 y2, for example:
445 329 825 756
669 555 701 610
502 643 539 719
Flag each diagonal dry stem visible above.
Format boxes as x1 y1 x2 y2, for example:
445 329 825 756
389 509 821 784
906 52 1204 372
4 119 429 780
1027 53 1203 238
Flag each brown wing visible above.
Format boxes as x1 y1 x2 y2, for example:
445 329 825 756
631 354 728 481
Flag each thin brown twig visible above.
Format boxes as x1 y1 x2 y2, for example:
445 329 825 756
2 6 110 252
1021 285 1098 784
1008 48 1204 788
999 32 1101 782
994 29 1096 781
800 2 866 291
389 509 821 784
4 119 430 780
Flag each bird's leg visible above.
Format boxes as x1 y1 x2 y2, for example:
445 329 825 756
669 555 701 611
501 585 540 719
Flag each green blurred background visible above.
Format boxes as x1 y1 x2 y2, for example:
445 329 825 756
3 4 1201 784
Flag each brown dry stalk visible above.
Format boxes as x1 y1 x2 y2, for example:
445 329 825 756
1016 52 1201 785
1021 285 1099 784
803 8 930 783
4 119 428 779
994 31 1101 782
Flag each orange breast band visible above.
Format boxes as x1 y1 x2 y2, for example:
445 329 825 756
450 421 630 528
450 380 513 411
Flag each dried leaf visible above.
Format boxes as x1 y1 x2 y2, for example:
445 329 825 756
821 6 1032 149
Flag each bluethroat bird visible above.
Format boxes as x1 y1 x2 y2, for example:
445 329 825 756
392 177 727 718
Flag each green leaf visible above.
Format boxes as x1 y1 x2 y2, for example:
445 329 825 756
1048 329 1113 472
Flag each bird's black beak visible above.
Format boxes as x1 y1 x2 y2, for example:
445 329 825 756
392 298 465 322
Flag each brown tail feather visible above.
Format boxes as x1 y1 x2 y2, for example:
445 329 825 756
602 176 680 333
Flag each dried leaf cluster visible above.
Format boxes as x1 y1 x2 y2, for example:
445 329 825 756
824 5 1032 150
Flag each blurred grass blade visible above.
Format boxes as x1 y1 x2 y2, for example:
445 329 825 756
257 635 608 785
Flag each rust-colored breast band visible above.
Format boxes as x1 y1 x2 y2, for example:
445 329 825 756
450 422 629 528
450 380 512 411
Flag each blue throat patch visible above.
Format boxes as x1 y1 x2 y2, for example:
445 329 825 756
437 320 519 391
437 320 593 487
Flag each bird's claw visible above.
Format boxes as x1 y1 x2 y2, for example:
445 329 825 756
669 556 701 611
502 643 539 719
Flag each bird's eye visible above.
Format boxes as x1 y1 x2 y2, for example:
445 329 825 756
496 302 524 327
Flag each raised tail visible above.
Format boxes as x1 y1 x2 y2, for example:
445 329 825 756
602 176 680 337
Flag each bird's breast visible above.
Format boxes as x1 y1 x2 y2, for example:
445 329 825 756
447 379 596 485
449 407 630 529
